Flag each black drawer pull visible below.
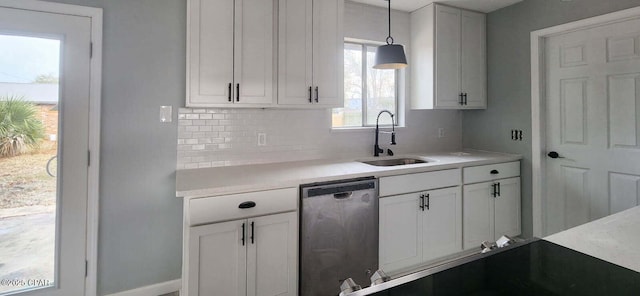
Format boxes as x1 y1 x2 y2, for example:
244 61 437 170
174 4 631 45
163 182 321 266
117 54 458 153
490 169 499 175
239 201 256 209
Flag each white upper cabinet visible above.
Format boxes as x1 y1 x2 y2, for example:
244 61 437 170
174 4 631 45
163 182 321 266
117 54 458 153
278 0 343 107
187 0 275 107
460 10 486 108
410 4 486 109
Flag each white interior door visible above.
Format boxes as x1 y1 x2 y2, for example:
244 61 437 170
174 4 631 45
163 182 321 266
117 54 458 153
545 17 640 235
0 4 92 296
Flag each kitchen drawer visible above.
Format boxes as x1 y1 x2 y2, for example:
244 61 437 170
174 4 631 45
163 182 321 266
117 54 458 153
379 169 460 197
463 161 520 184
188 187 297 226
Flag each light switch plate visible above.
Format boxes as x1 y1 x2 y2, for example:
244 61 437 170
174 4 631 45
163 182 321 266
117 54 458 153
160 106 172 123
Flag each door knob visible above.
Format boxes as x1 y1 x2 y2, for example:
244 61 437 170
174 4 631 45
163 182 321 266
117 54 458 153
547 151 564 159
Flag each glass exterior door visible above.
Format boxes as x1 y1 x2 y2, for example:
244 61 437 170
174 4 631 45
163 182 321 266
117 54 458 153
0 4 92 296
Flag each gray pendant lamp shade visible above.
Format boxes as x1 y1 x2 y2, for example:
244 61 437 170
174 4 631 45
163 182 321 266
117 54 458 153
373 0 408 69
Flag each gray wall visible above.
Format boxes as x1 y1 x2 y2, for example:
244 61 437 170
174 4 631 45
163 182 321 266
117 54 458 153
36 0 458 294
462 0 640 238
42 0 185 294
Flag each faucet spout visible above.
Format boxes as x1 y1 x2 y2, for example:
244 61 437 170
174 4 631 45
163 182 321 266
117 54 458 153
374 110 396 157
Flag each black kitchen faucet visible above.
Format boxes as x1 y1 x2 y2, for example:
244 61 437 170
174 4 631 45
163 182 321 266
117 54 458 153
374 110 396 157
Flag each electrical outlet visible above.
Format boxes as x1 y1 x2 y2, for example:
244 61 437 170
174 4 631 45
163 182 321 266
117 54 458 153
511 129 524 141
438 128 445 138
257 133 267 146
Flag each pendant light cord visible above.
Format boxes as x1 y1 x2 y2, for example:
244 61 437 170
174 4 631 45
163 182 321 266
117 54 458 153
386 0 393 45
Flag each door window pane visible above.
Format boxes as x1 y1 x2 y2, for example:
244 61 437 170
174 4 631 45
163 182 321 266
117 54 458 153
0 34 59 294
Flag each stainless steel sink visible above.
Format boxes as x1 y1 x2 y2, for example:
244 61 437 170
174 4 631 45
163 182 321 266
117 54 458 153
360 157 427 166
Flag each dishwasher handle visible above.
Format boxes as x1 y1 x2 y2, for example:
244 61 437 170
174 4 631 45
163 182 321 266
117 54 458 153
333 192 353 199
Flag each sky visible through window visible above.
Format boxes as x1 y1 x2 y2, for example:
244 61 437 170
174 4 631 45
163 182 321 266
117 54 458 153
0 35 60 83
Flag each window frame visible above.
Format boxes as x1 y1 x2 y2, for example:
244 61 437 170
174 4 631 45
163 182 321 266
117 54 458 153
335 40 400 128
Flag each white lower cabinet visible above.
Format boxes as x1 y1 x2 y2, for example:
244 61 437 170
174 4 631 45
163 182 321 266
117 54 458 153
463 177 521 250
187 211 297 296
380 186 462 274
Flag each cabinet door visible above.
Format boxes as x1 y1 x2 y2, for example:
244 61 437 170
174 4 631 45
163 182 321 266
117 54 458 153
460 10 486 109
247 212 297 296
312 0 343 107
463 182 494 250
494 177 521 240
188 220 246 296
234 0 274 105
278 0 313 105
187 0 235 106
434 5 461 108
379 193 423 274
423 187 462 262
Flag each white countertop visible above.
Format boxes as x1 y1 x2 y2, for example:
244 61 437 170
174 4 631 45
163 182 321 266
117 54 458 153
176 150 521 198
545 206 640 273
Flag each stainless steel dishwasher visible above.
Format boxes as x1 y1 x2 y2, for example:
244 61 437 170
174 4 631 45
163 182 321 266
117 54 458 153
300 177 378 296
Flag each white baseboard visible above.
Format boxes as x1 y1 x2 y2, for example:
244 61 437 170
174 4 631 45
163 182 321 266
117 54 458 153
104 279 181 296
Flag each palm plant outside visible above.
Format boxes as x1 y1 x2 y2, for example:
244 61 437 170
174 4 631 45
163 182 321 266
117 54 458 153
0 95 45 157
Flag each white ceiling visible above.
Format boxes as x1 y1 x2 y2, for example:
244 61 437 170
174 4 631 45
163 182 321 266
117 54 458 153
350 0 524 13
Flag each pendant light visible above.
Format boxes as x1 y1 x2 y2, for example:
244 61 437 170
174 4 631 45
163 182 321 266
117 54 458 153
373 0 408 69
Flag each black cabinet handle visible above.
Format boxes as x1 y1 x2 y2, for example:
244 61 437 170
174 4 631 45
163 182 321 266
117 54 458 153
308 86 312 103
426 193 430 210
490 169 499 175
464 93 468 105
228 83 232 102
497 182 501 197
419 194 425 211
459 93 464 105
238 201 256 209
241 223 245 246
315 86 319 103
250 221 255 244
236 83 240 102
492 183 497 198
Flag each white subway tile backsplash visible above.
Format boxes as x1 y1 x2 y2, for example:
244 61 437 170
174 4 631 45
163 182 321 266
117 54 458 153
176 108 463 169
